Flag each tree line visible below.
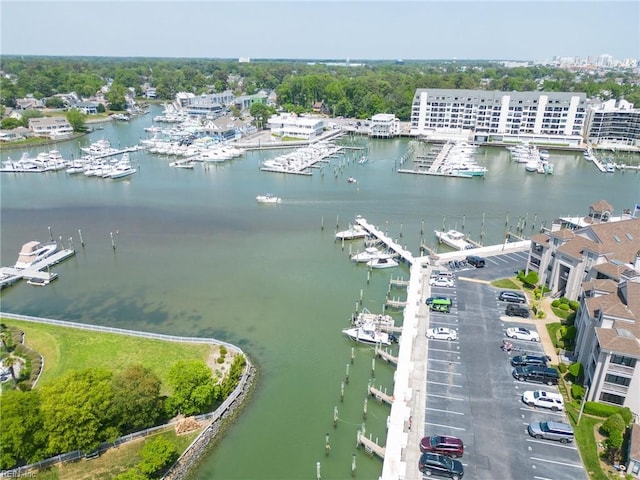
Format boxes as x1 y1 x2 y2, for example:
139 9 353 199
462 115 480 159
1 57 639 121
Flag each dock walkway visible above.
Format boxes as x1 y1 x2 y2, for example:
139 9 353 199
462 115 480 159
0 249 75 288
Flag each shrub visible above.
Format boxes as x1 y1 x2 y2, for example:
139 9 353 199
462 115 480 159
600 413 625 437
219 346 227 356
536 310 546 319
558 303 570 311
216 357 225 364
565 312 576 326
571 383 585 401
568 300 580 311
567 362 583 381
551 299 561 308
558 363 568 374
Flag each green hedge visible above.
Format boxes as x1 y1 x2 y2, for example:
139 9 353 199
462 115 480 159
571 384 585 401
583 402 633 423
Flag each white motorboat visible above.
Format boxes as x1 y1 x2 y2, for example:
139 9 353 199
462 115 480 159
256 194 281 204
525 160 539 172
605 162 616 173
434 229 474 251
351 246 394 263
335 223 367 240
348 176 357 183
14 241 58 269
169 160 195 169
351 308 395 329
342 322 392 346
367 257 399 269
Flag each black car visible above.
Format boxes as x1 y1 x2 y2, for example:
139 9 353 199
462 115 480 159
512 365 559 385
506 303 530 318
498 290 527 303
419 452 464 479
466 255 485 268
510 354 549 367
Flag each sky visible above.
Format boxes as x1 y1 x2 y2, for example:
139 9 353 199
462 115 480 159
1 0 639 61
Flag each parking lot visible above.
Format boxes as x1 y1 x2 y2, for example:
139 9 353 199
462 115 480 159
422 251 587 480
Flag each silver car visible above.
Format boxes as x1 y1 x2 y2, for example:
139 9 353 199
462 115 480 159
527 421 574 443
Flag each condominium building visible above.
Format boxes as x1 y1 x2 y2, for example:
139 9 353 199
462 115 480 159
585 99 640 147
526 200 640 300
28 117 74 139
410 89 587 145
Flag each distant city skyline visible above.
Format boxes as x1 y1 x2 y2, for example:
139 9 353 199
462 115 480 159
1 1 639 62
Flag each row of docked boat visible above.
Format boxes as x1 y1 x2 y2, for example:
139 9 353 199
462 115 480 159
342 308 398 346
260 141 343 175
142 136 246 163
1 151 67 173
508 143 554 174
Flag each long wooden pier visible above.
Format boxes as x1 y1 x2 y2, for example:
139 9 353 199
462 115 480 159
375 346 399 364
369 385 394 405
354 217 415 265
357 434 386 459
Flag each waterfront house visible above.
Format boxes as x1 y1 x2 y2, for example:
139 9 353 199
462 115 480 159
410 88 587 146
267 113 324 140
368 113 401 138
73 101 100 115
235 91 268 112
312 101 330 115
28 117 73 139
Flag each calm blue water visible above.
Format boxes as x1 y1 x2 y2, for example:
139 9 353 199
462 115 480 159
1 108 639 479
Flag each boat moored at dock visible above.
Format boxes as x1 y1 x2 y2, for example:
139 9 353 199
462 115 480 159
434 230 474 251
14 241 59 270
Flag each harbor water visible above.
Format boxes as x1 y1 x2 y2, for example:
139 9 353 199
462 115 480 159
1 108 639 479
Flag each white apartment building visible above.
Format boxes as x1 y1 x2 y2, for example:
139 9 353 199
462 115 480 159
267 114 324 140
410 89 587 145
368 113 401 138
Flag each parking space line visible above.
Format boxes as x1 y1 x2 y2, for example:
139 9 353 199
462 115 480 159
426 407 465 415
427 369 462 375
519 407 566 417
530 457 584 468
526 438 577 450
427 358 462 365
428 348 460 355
427 380 463 388
533 476 554 480
424 422 466 431
426 393 465 401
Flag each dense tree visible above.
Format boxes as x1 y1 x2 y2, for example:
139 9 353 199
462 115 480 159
0 390 47 469
112 364 164 433
138 437 178 478
249 102 275 130
66 109 87 132
166 360 216 416
40 368 117 455
19 109 44 127
106 82 128 111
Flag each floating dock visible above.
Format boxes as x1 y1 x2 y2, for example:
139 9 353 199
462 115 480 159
0 248 75 289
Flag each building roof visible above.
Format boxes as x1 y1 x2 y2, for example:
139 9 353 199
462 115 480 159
590 199 614 214
530 233 550 245
591 262 624 280
581 278 619 296
550 228 575 240
595 327 640 357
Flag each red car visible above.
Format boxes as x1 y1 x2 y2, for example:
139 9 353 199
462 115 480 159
420 435 464 457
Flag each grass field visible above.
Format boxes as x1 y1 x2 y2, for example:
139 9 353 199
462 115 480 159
1 318 218 392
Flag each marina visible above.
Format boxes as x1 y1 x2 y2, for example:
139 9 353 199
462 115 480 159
1 104 638 480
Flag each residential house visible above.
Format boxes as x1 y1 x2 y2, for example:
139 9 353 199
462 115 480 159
15 97 43 111
74 101 100 115
312 101 330 115
526 201 640 299
235 92 268 112
28 117 73 139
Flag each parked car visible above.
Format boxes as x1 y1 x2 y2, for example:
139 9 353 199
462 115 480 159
512 366 559 385
505 303 530 318
527 421 574 443
420 435 464 457
498 290 527 303
510 354 549 368
430 277 454 288
418 452 464 479
465 255 485 268
425 296 452 305
426 327 458 341
505 327 539 342
522 390 564 411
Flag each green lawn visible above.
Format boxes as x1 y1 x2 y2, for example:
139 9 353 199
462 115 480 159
2 318 214 391
491 278 521 289
565 404 608 480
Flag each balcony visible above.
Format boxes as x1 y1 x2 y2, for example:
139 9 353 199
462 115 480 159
608 364 635 376
601 382 629 395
